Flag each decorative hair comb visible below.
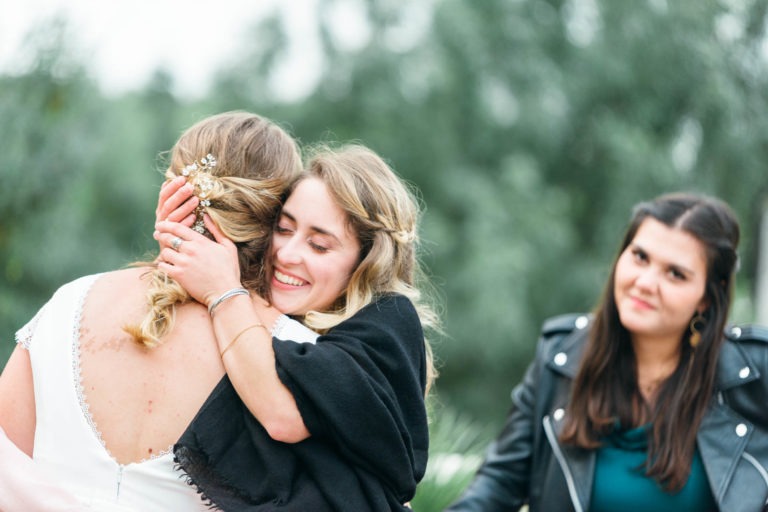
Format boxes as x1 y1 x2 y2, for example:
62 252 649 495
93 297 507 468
181 154 217 234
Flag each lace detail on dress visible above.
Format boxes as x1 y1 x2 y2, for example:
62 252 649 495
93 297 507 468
271 315 289 337
271 315 319 345
72 276 172 464
15 304 47 350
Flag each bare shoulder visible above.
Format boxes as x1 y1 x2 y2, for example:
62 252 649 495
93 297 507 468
88 267 151 308
80 268 153 347
92 266 152 291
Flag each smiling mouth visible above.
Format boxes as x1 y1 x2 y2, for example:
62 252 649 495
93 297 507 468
274 269 307 287
629 296 655 309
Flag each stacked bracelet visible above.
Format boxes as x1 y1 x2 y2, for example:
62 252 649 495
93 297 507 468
208 287 250 316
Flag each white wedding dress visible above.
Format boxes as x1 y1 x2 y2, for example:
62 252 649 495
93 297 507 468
16 274 209 512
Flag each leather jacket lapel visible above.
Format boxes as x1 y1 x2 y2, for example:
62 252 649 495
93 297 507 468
697 403 752 504
697 336 768 510
540 325 593 512
543 412 595 512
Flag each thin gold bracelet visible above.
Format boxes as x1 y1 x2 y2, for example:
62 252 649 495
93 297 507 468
220 322 267 357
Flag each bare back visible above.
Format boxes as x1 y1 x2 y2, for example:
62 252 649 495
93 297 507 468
78 267 225 465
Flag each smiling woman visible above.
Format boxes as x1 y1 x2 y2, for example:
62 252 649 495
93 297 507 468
0 113 440 511
269 177 362 315
447 192 768 512
613 217 710 391
152 142 439 511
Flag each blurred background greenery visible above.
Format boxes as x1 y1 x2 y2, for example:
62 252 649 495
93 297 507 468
2 0 768 509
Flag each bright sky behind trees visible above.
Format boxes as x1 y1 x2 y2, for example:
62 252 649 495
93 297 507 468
1 0 323 99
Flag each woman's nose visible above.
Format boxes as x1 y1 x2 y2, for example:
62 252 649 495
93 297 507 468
275 236 303 265
634 267 658 291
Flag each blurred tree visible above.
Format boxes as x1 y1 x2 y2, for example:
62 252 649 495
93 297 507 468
1 19 104 361
2 0 768 438
211 0 768 428
0 21 180 362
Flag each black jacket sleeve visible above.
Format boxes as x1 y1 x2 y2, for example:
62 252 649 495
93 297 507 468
446 314 582 512
445 349 541 512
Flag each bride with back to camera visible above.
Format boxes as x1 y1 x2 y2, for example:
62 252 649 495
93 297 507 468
0 111 438 512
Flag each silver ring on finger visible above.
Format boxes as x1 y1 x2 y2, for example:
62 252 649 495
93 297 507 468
171 237 184 252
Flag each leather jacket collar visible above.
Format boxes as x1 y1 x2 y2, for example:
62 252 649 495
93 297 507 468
542 322 768 512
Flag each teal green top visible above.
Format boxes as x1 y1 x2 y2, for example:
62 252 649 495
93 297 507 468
590 424 717 512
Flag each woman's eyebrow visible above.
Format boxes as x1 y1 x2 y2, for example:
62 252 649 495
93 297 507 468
281 209 342 244
631 241 697 277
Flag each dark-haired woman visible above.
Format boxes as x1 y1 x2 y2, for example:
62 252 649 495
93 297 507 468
447 192 768 512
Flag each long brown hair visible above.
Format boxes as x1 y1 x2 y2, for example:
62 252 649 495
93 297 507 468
560 192 740 491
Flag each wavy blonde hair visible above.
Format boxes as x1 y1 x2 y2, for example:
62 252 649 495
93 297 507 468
127 111 303 347
278 144 441 393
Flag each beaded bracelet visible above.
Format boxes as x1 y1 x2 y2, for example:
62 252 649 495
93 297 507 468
208 287 250 316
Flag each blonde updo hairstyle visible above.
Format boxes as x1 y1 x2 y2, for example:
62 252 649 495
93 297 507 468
127 111 302 347
285 144 440 392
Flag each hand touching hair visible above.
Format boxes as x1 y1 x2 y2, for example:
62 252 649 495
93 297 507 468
127 112 302 347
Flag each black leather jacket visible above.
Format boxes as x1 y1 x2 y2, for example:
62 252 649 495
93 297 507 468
447 314 768 512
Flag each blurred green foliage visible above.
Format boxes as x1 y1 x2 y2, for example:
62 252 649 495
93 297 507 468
411 403 492 510
2 4 768 495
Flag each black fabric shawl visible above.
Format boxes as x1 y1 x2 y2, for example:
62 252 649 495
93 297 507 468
174 294 429 511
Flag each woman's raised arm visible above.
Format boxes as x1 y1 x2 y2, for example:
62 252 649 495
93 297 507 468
155 217 310 443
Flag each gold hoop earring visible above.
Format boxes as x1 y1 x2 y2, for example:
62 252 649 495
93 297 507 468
689 312 705 348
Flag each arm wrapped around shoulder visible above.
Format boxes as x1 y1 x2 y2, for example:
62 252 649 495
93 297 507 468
273 294 429 505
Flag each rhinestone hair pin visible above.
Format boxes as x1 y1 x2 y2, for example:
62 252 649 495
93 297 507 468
181 153 217 234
